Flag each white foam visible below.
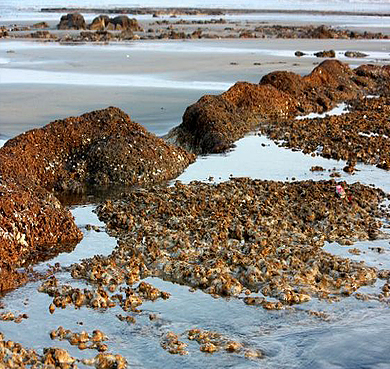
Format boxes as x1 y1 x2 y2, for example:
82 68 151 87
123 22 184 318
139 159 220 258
0 67 232 90
296 102 347 120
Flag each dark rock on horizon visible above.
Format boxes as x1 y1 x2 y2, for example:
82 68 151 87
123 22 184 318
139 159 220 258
314 49 336 58
89 14 142 32
57 13 87 30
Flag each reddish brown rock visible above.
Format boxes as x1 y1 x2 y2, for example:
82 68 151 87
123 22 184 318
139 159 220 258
167 60 390 154
1 107 194 192
0 106 194 292
0 178 82 292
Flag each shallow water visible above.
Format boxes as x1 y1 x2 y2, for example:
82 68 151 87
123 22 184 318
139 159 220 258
1 116 390 368
0 67 232 90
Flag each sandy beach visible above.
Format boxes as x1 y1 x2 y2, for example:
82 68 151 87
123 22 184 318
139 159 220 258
1 4 390 369
1 37 390 137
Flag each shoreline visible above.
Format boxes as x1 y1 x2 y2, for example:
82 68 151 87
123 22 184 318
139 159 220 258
39 7 390 17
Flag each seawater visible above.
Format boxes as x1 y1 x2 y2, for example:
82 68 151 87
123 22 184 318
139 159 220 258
1 0 390 25
1 0 390 13
0 127 389 368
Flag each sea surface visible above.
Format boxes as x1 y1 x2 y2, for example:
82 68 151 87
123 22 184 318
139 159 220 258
1 0 390 23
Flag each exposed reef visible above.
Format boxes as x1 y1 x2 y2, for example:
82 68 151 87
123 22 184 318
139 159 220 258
166 61 390 154
93 178 389 304
261 95 390 170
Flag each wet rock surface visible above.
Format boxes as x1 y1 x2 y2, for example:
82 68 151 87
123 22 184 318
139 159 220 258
167 61 390 154
1 106 194 192
93 178 389 305
0 331 127 368
0 178 82 292
261 96 390 170
0 107 194 293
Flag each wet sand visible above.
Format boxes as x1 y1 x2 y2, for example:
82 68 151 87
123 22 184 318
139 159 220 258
1 38 389 137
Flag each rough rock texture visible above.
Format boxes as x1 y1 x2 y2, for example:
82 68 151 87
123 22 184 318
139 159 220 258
1 107 194 192
0 331 126 368
167 60 390 154
0 106 194 292
314 49 336 58
261 96 390 169
0 178 83 291
57 13 86 30
95 178 389 303
89 15 142 31
345 51 368 58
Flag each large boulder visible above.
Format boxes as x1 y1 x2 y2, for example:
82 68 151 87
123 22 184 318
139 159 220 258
89 15 110 31
0 106 195 292
89 15 142 32
57 13 86 30
167 60 390 154
0 177 83 291
110 16 142 31
0 107 194 192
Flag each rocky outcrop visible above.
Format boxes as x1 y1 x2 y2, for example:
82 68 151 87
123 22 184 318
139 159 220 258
1 107 194 192
57 13 86 30
166 60 390 154
89 15 142 31
345 51 368 58
314 49 336 58
0 178 83 291
261 96 390 169
0 106 194 292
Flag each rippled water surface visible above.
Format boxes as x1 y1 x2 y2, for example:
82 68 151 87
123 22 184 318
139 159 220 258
1 120 389 368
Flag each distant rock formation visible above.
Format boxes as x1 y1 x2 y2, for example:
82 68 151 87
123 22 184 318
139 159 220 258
57 13 87 30
89 15 143 31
